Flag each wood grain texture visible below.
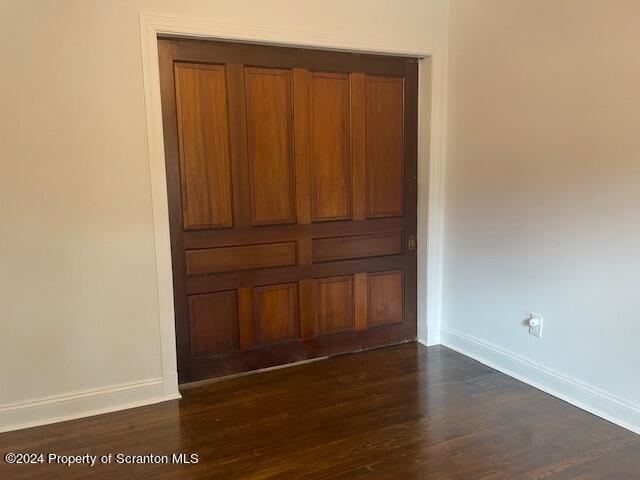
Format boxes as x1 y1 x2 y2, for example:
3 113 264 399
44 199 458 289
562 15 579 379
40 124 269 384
298 279 315 341
188 291 238 356
368 270 403 327
185 242 297 275
160 39 418 382
366 75 404 218
292 68 312 225
350 72 367 221
297 237 312 265
2 344 639 480
237 287 254 351
226 63 252 228
185 255 410 297
312 232 402 263
183 217 407 249
168 37 413 76
354 272 368 331
309 72 351 222
174 63 233 229
245 67 295 225
314 275 354 336
254 283 299 345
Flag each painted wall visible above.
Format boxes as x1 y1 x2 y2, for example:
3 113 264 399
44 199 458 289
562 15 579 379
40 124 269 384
0 0 448 429
443 0 640 431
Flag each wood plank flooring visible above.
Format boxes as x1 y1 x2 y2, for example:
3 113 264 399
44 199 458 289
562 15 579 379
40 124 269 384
1 344 638 479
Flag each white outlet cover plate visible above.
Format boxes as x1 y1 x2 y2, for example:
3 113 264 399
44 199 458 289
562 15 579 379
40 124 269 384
528 315 543 338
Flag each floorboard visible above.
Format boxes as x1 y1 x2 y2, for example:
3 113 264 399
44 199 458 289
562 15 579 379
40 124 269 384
1 344 638 479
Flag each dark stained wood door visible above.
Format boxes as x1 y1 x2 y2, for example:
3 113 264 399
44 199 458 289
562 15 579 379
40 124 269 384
158 38 418 382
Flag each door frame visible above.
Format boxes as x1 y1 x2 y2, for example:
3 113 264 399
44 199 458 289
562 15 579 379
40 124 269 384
139 12 447 398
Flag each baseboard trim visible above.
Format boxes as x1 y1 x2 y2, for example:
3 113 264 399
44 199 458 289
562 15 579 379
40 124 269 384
0 378 181 433
441 328 640 436
418 337 441 347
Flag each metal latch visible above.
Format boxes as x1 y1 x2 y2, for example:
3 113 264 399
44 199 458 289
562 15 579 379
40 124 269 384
408 234 416 251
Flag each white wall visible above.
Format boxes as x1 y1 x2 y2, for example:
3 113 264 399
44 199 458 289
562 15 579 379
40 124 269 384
443 0 640 433
0 0 448 431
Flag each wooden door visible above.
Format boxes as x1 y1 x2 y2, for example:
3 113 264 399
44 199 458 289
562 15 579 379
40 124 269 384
158 38 418 382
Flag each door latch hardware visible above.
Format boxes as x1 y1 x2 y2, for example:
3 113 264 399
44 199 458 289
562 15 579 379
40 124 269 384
408 234 416 251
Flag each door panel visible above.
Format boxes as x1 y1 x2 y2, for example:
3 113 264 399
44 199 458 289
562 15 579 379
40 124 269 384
254 283 299 345
312 232 403 263
366 75 405 218
185 242 297 275
174 63 233 230
368 270 404 327
244 67 296 225
309 72 352 222
188 291 238 356
159 38 418 382
314 275 354 336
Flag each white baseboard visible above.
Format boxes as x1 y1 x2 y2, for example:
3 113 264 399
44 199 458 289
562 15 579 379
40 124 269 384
0 378 181 433
417 338 440 347
441 328 640 436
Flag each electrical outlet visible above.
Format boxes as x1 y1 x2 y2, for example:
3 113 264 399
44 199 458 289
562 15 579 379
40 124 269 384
528 314 543 338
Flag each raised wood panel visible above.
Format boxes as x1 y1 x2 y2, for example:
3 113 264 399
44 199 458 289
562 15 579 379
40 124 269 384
366 76 404 218
312 232 403 263
314 275 354 336
186 242 296 275
309 72 351 222
188 290 239 356
255 283 299 345
368 270 404 327
174 63 233 229
245 67 295 225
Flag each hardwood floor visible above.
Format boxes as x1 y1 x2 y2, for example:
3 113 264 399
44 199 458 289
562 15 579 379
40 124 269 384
1 343 638 479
